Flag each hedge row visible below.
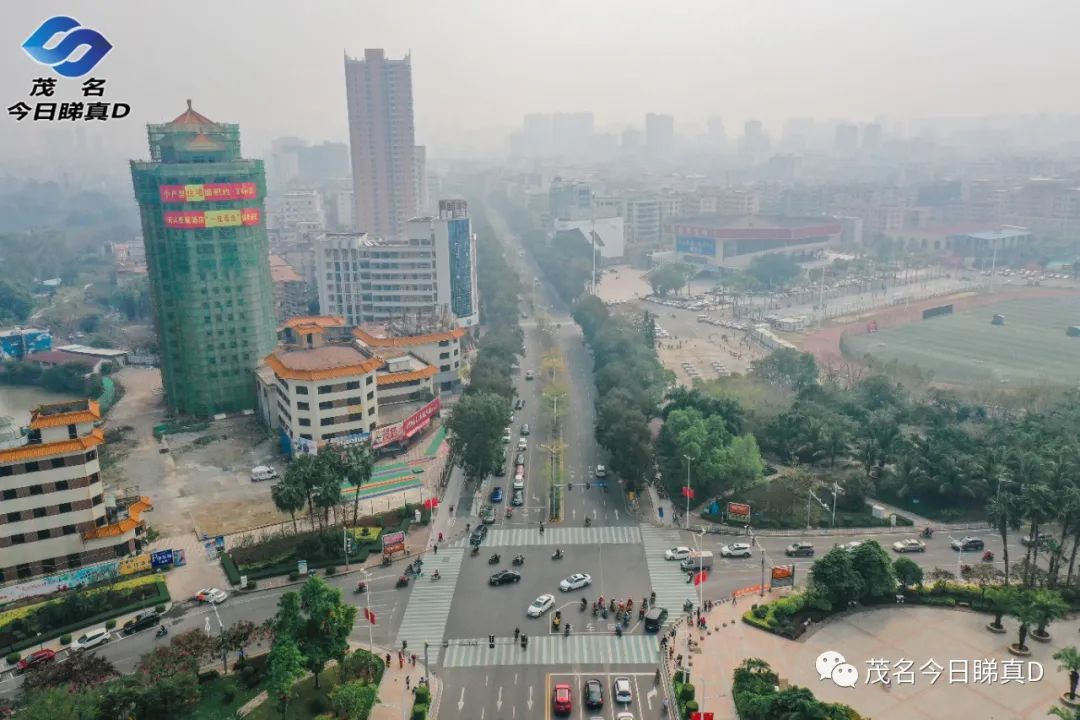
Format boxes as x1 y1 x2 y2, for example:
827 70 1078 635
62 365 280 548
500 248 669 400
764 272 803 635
224 548 374 585
1 580 170 655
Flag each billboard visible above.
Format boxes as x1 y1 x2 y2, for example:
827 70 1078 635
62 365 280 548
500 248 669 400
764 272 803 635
727 502 751 523
0 560 119 605
675 235 718 258
922 303 954 320
159 182 257 203
771 565 795 588
404 397 441 437
150 549 175 568
118 554 151 576
371 423 403 450
163 207 261 229
382 531 406 556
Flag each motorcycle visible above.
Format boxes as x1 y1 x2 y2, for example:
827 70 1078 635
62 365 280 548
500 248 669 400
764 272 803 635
584 517 591 527
982 551 994 563
505 508 512 518
354 581 367 595
552 550 564 560
564 623 571 636
488 553 501 565
471 546 480 557
512 555 525 566
683 599 694 612
381 556 392 567
431 571 442 581
396 575 409 588
615 624 623 637
580 597 587 611
155 625 168 639
921 527 934 539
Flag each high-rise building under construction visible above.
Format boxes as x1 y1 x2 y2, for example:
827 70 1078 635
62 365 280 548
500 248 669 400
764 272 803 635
130 101 276 416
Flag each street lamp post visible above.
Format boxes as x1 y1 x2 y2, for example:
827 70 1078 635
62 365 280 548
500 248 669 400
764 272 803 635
683 454 692 530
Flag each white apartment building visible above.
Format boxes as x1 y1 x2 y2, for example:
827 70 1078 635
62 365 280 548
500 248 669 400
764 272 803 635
0 400 148 582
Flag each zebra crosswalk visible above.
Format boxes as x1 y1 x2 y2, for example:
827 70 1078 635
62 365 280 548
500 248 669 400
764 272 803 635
441 633 660 668
454 525 642 549
639 525 695 615
395 547 465 664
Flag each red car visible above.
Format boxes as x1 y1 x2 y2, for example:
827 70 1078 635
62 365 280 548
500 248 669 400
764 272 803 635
16 648 55 673
552 683 572 715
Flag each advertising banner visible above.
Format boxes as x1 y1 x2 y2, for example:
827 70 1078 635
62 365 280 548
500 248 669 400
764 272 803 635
297 560 308 575
118 554 151 576
163 207 261 229
174 548 186 567
403 397 441 437
382 531 406 556
0 560 120 605
159 182 257 203
727 502 752 523
771 565 795 588
372 422 403 449
150 549 174 568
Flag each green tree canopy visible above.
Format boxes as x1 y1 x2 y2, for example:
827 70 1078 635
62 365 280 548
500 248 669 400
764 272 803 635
448 391 510 483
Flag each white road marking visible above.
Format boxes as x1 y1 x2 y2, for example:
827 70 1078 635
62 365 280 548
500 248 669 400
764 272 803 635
458 688 465 711
497 686 503 711
528 685 534 710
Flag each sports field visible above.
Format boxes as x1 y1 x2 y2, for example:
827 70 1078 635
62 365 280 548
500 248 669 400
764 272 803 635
844 296 1080 386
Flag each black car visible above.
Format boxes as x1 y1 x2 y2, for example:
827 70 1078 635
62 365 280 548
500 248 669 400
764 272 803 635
489 570 521 586
511 490 525 506
470 524 489 546
583 679 603 709
514 398 525 410
122 610 161 636
951 536 984 551
644 607 668 633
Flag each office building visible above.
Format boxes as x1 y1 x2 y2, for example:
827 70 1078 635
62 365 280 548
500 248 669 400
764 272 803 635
0 400 150 582
269 254 309 323
862 123 882 151
549 178 594 222
645 113 675 152
414 146 430 215
130 101 276 416
668 215 841 270
344 49 418 239
834 123 859 154
314 200 478 328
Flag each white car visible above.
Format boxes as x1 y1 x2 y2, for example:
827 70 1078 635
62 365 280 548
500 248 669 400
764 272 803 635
73 627 110 651
838 540 864 552
595 465 607 478
616 713 635 720
892 538 926 553
720 543 753 558
613 676 633 703
250 465 278 482
527 594 555 617
518 438 528 451
196 587 228 604
559 573 593 592
664 547 691 561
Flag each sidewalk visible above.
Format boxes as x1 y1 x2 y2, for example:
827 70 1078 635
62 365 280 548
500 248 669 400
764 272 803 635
370 641 436 720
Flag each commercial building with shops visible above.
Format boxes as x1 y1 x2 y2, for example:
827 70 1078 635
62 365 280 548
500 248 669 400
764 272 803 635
667 215 842 270
0 400 149 582
255 316 441 457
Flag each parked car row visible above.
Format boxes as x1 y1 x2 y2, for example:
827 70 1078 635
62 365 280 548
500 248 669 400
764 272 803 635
553 676 635 715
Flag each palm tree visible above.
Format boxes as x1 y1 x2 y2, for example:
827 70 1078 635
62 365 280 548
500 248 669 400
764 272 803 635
341 445 374 528
1049 708 1080 720
985 586 1017 631
1054 647 1080 701
1018 481 1055 588
312 448 344 529
1029 588 1070 640
271 480 306 534
1009 593 1040 651
284 454 321 531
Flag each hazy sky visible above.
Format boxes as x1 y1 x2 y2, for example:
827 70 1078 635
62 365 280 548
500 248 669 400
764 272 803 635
3 0 1080 161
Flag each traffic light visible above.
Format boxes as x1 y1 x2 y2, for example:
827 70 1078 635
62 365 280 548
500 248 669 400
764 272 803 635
488 634 495 649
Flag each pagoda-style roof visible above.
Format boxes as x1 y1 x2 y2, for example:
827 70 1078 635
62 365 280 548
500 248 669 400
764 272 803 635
169 99 215 126
186 132 223 151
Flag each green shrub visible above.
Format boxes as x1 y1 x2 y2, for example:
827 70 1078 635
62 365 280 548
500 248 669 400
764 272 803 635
239 664 260 689
411 703 428 720
685 700 699 714
105 619 117 630
308 696 328 715
325 566 336 576
59 634 71 645
680 683 696 701
414 685 431 704
198 669 220 683
154 604 165 613
375 516 385 527
672 669 687 684
361 527 371 537
5 652 20 665
752 605 768 619
288 571 300 581
222 685 236 704
246 580 257 589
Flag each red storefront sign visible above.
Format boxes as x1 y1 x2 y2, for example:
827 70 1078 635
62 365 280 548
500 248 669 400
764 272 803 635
371 423 403 450
163 208 261 229
159 182 257 203
727 502 751 522
403 397 441 437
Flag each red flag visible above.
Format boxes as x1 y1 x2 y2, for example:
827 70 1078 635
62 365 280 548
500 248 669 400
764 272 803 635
423 497 439 510
681 486 695 499
363 607 377 625
690 713 714 720
693 571 708 586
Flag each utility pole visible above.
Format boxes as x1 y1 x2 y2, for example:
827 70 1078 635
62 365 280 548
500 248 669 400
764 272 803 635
683 454 692 530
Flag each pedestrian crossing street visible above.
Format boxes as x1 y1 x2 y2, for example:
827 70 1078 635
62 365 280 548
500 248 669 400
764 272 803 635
442 633 660 668
451 525 642 548
639 525 696 615
395 547 465 664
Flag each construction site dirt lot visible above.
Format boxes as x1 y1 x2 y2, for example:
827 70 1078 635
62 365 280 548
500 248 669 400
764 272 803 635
102 367 282 540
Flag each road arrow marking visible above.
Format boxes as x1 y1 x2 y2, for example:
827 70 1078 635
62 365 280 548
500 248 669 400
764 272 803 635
458 688 465 711
497 687 503 711
647 687 657 709
592 508 598 519
528 686 533 711
572 508 576 520
614 510 619 521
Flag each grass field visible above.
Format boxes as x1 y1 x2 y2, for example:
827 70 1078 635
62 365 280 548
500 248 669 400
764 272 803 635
844 296 1080 386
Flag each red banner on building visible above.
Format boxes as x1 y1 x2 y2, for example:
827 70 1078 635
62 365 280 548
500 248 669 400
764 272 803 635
159 182 257 203
163 208 261 229
371 423 403 450
404 397 441 437
771 565 795 588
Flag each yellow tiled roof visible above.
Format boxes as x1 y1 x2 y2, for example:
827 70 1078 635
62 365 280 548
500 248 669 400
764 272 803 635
0 428 104 463
265 349 382 382
29 400 101 430
83 496 152 540
376 366 439 385
353 326 464 348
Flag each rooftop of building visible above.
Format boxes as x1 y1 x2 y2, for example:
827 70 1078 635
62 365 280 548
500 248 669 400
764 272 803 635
281 315 346 334
670 214 840 229
30 399 100 429
0 326 48 338
269 254 304 284
168 99 216 127
265 344 382 381
24 350 100 368
353 323 464 348
883 223 1030 238
0 427 105 464
56 344 129 358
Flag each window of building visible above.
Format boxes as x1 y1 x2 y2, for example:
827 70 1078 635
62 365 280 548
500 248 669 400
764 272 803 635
16 564 32 579
41 558 57 575
95 516 106 527
92 494 103 506
300 433 312 440
367 407 375 416
319 401 333 410
0 466 10 477
37 529 51 541
63 524 76 535
58 502 72 514
6 512 20 523
33 507 46 519
2 489 15 501
366 391 374 401
439 352 450 360
68 424 78 440
55 480 68 491
320 418 333 426
67 554 81 568
346 381 360 390
440 364 450 372
299 418 311 427
29 485 43 496
10 534 25 545
114 543 129 557
318 385 333 394
25 461 39 472
366 376 373 385
297 402 309 410
50 458 66 469
85 450 97 461
296 385 309 395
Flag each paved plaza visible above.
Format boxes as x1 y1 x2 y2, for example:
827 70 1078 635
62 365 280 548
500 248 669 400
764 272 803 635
682 600 1075 719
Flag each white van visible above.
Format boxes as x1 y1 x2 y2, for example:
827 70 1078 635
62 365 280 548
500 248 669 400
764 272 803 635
251 466 278 482
73 627 110 651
